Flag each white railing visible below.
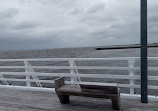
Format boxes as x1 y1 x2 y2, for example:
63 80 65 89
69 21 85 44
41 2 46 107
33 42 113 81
0 57 158 101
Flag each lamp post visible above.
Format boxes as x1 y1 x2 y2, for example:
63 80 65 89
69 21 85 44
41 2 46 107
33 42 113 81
141 0 148 103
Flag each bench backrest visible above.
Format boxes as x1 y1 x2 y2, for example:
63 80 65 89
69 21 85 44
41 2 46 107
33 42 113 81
80 84 118 94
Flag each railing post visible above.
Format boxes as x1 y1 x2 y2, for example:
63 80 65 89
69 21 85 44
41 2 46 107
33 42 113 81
128 59 135 95
69 60 76 84
24 60 31 87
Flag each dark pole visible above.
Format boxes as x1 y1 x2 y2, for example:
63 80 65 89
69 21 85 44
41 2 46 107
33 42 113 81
141 0 148 103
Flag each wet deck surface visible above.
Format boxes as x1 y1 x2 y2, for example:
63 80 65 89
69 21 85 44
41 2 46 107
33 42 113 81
0 88 157 111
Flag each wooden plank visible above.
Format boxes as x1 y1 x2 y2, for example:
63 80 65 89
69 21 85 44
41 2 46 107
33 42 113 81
55 77 65 89
56 85 117 98
57 85 82 93
80 84 118 94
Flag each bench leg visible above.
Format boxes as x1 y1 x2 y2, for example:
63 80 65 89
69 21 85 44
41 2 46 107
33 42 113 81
57 95 69 104
111 96 121 110
111 99 120 110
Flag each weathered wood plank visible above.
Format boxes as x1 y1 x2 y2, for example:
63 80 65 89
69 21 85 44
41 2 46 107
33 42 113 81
55 77 65 89
80 84 118 94
0 88 157 111
57 94 69 104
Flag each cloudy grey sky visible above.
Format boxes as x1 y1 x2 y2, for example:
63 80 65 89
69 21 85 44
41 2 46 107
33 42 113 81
0 0 157 50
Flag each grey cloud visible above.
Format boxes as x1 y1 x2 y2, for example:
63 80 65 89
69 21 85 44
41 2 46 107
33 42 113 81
0 8 19 29
32 0 77 7
13 22 39 30
86 3 106 14
0 8 19 19
19 0 32 4
70 8 84 15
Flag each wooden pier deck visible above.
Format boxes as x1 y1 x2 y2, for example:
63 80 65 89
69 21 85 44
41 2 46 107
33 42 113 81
0 88 157 111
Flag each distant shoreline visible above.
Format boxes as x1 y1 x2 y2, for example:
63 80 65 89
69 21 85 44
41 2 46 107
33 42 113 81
1 43 158 52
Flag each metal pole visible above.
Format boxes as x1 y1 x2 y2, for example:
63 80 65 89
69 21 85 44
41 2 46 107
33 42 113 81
141 0 148 103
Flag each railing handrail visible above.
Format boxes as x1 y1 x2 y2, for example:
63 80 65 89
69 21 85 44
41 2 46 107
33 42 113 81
0 57 141 61
0 57 158 61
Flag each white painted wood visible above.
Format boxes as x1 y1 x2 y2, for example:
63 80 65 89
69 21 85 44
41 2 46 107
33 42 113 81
24 60 31 87
148 76 158 80
69 60 76 83
0 65 158 71
27 62 42 87
0 57 140 62
0 66 26 68
0 71 157 82
0 78 53 83
0 85 55 92
148 85 158 89
0 66 140 70
128 60 135 94
29 66 140 70
0 75 9 85
0 72 140 79
148 67 158 70
121 93 158 101
74 66 139 70
0 56 157 62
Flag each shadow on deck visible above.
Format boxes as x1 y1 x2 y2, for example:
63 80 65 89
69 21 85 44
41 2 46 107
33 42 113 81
0 88 157 111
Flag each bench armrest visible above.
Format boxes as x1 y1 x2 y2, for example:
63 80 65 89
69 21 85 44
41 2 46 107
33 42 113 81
55 77 65 89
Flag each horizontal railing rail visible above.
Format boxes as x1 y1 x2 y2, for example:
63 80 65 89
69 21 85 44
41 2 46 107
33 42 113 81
0 56 158 61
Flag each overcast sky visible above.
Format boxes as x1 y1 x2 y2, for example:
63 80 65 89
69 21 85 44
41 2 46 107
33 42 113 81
0 0 157 50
